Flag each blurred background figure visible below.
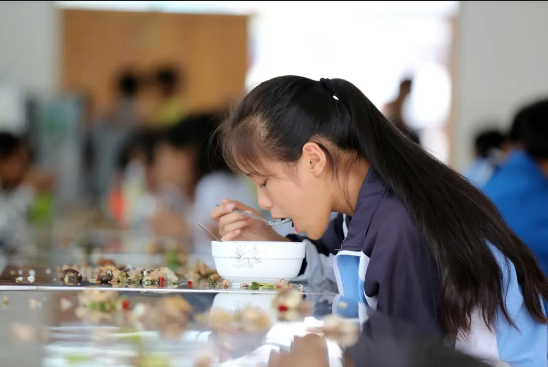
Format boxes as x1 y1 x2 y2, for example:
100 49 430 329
109 70 142 127
500 105 529 156
0 132 54 254
483 99 548 277
464 128 505 188
150 67 188 128
90 71 143 199
382 78 421 145
108 128 160 229
149 112 259 254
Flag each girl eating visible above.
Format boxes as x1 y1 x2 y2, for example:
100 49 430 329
211 76 548 365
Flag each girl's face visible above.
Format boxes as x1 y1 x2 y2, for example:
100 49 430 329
245 143 334 240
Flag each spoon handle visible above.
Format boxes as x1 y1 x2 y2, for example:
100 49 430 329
197 222 221 242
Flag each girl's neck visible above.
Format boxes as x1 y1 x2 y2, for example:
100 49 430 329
331 160 370 217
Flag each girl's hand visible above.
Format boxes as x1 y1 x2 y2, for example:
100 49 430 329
210 198 289 242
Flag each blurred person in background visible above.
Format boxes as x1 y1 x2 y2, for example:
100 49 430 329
149 112 258 254
109 70 142 127
382 78 421 145
483 99 548 277
150 66 188 128
91 71 143 199
464 128 505 188
107 128 160 228
0 132 55 253
500 104 529 155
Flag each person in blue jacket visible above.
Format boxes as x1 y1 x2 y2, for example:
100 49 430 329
483 99 548 277
464 129 505 188
211 76 548 366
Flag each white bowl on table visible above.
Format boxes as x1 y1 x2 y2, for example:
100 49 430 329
211 241 305 285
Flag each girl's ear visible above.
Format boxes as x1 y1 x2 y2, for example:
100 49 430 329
302 142 328 177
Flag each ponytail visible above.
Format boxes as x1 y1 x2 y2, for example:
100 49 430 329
330 78 548 335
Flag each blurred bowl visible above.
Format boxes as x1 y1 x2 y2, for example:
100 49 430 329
212 292 276 314
211 241 305 284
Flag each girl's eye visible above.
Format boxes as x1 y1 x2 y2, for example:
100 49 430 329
259 181 267 188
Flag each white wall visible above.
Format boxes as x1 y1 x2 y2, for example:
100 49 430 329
0 1 59 94
454 1 548 171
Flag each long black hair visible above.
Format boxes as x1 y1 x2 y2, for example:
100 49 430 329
220 75 548 336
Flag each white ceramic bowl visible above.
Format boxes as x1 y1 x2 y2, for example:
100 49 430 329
211 241 306 285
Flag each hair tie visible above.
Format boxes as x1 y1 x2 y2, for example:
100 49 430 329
320 78 337 98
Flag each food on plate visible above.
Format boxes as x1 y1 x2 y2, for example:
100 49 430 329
78 289 121 311
239 307 272 332
1 296 8 308
157 296 192 319
209 306 271 333
246 279 302 291
272 287 313 321
154 296 192 340
127 269 144 283
97 265 128 284
156 267 179 284
57 263 101 283
140 267 178 286
309 315 359 346
75 289 130 323
57 258 181 288
219 279 231 289
275 279 291 289
207 277 219 289
61 268 83 285
186 261 219 282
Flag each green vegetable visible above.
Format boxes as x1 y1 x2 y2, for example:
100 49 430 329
89 302 97 310
207 278 218 289
248 281 275 290
139 354 171 367
117 327 142 344
66 353 89 365
166 250 179 271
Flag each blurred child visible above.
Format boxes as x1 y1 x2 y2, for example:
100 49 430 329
149 112 258 253
107 128 160 228
0 132 54 253
110 70 141 127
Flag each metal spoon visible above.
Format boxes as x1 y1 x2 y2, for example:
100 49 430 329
198 222 222 242
230 209 293 226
